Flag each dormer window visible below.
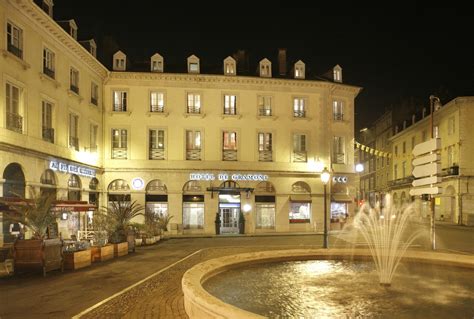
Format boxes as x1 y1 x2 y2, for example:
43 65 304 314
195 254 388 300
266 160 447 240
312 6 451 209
294 60 305 79
113 50 126 71
41 0 53 17
90 42 96 57
259 58 272 78
333 64 342 83
187 55 200 74
70 26 77 40
223 56 236 75
151 53 164 72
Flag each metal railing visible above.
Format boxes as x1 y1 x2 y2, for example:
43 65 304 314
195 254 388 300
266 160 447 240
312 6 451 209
42 127 54 143
333 153 345 164
113 103 127 112
6 112 23 133
69 136 79 150
187 106 201 114
258 108 272 116
293 110 306 118
112 148 127 159
90 97 98 106
186 149 201 160
293 151 307 162
223 150 237 161
333 113 344 121
77 230 96 241
150 105 164 112
70 85 79 94
259 150 273 162
149 148 165 160
8 43 23 59
43 67 55 79
388 176 414 187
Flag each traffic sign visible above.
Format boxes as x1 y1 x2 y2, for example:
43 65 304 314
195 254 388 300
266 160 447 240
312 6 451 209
412 176 442 187
412 138 441 157
412 162 441 178
409 187 443 196
412 153 441 166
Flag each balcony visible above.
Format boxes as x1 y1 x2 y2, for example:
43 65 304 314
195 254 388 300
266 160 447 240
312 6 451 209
6 112 23 133
90 97 98 106
333 113 344 121
149 148 165 160
292 151 307 162
223 150 237 161
42 127 55 143
258 108 272 116
293 110 306 118
150 105 164 113
388 176 414 187
332 153 345 164
7 43 22 59
113 104 127 112
187 106 201 114
69 136 79 151
43 67 55 79
259 150 273 162
186 149 201 160
70 84 79 95
112 148 127 159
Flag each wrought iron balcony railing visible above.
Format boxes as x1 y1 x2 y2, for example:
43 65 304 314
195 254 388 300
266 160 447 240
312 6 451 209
69 136 79 151
90 97 98 106
259 150 273 162
42 127 54 143
149 148 165 160
258 107 272 116
187 106 201 114
332 153 345 164
6 112 23 133
223 150 237 161
8 43 23 59
112 147 127 159
186 149 201 160
293 151 307 162
333 113 344 121
70 85 79 94
113 103 127 112
43 67 55 79
150 104 164 113
293 110 306 118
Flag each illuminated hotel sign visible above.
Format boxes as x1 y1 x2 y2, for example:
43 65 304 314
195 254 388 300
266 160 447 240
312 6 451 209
332 176 348 183
190 172 269 182
49 161 96 178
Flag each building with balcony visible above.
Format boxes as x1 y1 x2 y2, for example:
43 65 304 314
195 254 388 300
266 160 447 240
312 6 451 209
0 0 361 244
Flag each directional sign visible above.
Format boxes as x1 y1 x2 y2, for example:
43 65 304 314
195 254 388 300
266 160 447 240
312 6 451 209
412 162 441 178
409 187 443 196
412 176 442 187
412 153 441 167
412 138 441 157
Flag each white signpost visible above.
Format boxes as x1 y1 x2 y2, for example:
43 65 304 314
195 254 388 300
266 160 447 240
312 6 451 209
409 138 442 196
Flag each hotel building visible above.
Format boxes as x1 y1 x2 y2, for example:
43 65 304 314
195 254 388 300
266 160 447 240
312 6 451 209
0 0 361 245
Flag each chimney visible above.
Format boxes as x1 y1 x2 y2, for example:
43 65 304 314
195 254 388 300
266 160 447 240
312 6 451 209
422 107 426 118
403 120 406 129
278 48 287 76
233 50 249 74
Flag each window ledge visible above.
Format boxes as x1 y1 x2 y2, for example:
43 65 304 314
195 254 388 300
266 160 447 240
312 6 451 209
333 119 348 123
108 111 132 116
67 89 84 102
183 112 206 118
221 114 242 119
1 49 30 70
257 115 278 121
39 72 60 88
147 111 169 117
292 116 312 121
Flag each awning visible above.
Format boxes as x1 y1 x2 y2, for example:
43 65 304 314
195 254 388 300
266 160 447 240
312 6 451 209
51 201 97 212
331 194 353 203
290 195 312 203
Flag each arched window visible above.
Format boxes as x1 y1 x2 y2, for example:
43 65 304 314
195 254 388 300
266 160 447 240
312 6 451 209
146 179 167 193
68 174 81 201
219 180 239 189
183 180 203 193
291 181 311 193
40 169 57 198
255 181 275 194
146 179 168 217
3 163 25 198
108 179 130 202
182 180 204 230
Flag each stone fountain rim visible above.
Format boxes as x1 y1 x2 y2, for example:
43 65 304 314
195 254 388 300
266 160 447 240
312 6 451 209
182 248 474 319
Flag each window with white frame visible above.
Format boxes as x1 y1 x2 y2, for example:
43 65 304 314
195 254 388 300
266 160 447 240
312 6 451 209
222 131 237 161
91 82 99 105
258 132 272 162
258 95 272 116
70 68 79 93
294 61 305 79
225 62 235 75
5 83 22 133
293 133 307 162
149 129 165 160
43 48 55 78
42 101 54 143
332 136 345 164
90 124 98 151
113 91 127 112
186 130 201 160
224 95 237 115
69 113 79 150
187 93 201 113
293 98 306 118
447 145 454 167
333 100 344 120
150 91 165 112
448 117 455 135
7 21 23 59
111 129 128 159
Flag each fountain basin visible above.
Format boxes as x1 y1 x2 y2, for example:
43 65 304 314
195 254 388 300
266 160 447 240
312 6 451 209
182 249 474 319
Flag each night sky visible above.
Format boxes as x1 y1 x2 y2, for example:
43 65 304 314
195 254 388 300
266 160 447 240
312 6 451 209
52 2 473 130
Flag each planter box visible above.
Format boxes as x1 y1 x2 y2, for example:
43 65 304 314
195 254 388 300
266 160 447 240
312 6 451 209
134 238 143 246
145 238 155 245
113 242 128 257
14 239 63 276
90 245 114 262
64 249 91 270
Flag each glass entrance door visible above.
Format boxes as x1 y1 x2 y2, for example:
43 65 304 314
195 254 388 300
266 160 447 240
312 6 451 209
220 206 240 234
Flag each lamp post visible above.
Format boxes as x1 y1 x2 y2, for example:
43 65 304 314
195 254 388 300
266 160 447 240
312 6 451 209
320 167 331 249
429 95 441 250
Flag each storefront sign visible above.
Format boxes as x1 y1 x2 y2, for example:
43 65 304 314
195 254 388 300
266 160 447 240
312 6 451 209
49 161 96 178
332 176 348 183
190 172 269 182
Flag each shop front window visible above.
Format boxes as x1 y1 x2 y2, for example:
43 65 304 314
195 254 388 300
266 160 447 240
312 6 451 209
289 202 310 223
330 202 347 222
256 203 275 229
183 202 204 229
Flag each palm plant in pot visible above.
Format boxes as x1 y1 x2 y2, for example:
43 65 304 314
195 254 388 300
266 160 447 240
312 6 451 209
157 212 173 238
2 188 63 276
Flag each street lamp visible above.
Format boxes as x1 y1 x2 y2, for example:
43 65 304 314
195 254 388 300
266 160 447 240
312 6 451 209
320 167 330 249
429 95 441 250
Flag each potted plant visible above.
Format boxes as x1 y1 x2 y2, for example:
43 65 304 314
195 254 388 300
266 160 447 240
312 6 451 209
157 212 173 239
2 188 63 276
144 209 158 244
238 211 245 234
101 196 144 257
90 211 114 262
130 223 145 247
63 240 91 270
215 212 221 235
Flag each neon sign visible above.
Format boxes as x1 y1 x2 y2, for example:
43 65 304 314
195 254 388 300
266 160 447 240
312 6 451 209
189 172 269 182
49 161 96 178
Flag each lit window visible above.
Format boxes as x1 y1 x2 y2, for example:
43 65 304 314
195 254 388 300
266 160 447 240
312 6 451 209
333 101 344 120
258 96 272 116
70 68 80 94
293 98 306 118
43 48 55 78
111 129 128 159
7 22 23 59
187 93 201 113
69 114 79 151
224 95 237 115
113 91 127 112
150 92 165 112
